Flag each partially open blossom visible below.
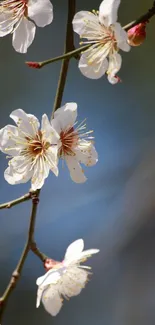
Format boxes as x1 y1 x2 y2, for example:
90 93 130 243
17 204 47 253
51 103 98 183
36 239 99 316
0 0 53 53
72 0 130 84
0 109 59 190
127 22 147 47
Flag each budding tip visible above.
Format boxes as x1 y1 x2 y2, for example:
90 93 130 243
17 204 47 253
127 21 148 47
25 61 41 69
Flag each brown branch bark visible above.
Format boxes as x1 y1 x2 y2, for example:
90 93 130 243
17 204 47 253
0 192 31 210
124 1 155 31
0 190 46 323
51 0 76 119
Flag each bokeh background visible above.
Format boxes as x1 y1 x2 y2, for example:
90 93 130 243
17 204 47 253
0 0 155 324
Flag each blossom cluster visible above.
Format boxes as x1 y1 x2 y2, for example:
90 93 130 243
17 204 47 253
0 105 99 316
0 0 146 83
0 0 148 319
0 104 98 190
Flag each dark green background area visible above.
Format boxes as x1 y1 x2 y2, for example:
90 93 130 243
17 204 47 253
0 1 155 324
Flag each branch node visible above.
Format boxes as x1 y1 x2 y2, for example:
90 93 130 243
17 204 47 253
10 271 20 287
32 197 40 205
30 190 40 204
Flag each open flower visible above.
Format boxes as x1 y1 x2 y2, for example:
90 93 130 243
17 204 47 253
36 239 99 316
51 103 98 183
0 0 53 53
72 0 130 84
0 109 59 190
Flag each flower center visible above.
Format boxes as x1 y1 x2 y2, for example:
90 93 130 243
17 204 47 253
79 11 118 66
58 121 94 158
0 0 28 22
25 130 50 158
102 27 117 48
59 127 78 157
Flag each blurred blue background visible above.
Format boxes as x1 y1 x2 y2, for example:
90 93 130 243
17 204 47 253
0 0 155 324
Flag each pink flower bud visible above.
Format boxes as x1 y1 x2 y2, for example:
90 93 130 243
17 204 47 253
25 61 41 69
127 22 148 47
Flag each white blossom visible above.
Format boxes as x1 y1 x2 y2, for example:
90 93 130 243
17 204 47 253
36 239 99 316
51 103 98 183
72 0 130 84
0 0 53 53
0 109 59 190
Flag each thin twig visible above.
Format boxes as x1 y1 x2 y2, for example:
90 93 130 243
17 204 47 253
25 45 89 70
51 0 76 119
123 1 155 31
26 1 155 71
0 190 42 323
0 192 31 210
30 241 47 261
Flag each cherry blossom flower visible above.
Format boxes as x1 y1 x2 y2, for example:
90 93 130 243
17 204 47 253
72 0 130 84
36 239 99 316
51 102 98 183
0 0 53 53
0 109 59 190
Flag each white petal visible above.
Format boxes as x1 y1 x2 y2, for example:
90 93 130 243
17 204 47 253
4 157 33 185
28 0 53 27
99 0 121 26
65 247 99 265
0 125 21 156
41 114 59 144
64 239 84 263
0 12 14 36
72 11 99 35
12 17 36 53
42 287 62 316
113 22 130 52
31 157 50 191
36 286 44 308
75 141 98 166
36 269 61 287
79 49 109 79
45 146 59 177
52 103 77 133
65 156 87 183
10 109 39 137
76 249 100 261
27 113 40 128
107 52 122 84
61 267 88 297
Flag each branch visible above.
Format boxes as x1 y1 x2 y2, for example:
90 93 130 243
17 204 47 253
0 192 31 210
25 45 88 69
30 241 47 262
51 0 76 119
0 190 41 323
26 1 155 71
123 1 155 31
